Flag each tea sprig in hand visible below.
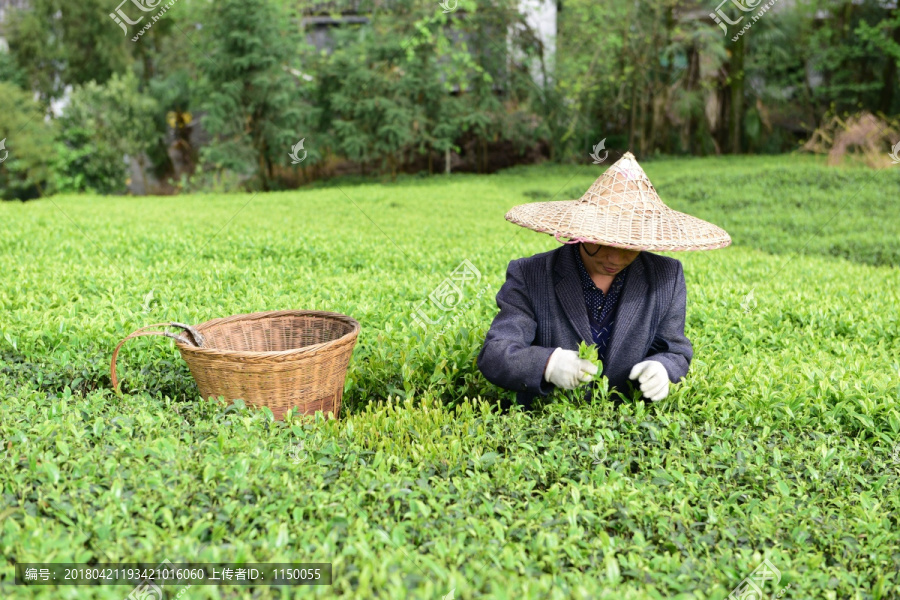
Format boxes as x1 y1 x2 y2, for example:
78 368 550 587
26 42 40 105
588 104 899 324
577 340 601 370
542 341 610 408
576 341 612 404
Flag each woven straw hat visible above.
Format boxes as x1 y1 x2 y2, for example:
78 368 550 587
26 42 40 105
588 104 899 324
505 152 731 251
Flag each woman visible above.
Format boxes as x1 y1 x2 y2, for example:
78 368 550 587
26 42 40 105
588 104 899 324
477 152 731 409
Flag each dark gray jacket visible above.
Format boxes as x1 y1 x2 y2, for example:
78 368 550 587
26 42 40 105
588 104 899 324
476 244 692 406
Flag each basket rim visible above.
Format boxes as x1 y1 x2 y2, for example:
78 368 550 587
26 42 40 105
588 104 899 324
174 309 361 359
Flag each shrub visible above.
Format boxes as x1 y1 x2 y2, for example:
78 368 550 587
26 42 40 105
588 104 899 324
194 0 308 192
0 82 56 200
53 72 160 194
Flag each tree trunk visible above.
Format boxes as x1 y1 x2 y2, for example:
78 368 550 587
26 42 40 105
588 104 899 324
729 33 745 155
879 20 900 114
257 141 269 191
138 156 149 196
686 44 699 155
649 84 661 153
628 81 637 150
620 15 631 151
660 3 675 154
717 85 729 156
637 81 648 154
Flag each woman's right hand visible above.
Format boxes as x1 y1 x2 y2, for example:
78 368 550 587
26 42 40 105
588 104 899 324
543 347 598 390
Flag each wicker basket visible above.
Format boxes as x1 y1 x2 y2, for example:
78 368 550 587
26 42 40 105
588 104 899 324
110 310 360 420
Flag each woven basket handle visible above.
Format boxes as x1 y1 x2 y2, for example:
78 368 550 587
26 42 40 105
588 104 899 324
110 322 205 393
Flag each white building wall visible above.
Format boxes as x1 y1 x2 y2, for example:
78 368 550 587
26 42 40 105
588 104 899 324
517 0 557 86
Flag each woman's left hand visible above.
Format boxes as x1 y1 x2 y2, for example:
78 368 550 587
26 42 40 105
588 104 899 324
628 360 669 401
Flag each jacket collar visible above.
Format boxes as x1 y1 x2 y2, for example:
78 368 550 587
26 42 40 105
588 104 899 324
554 245 593 342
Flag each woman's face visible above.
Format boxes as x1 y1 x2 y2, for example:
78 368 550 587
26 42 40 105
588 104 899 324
580 243 641 276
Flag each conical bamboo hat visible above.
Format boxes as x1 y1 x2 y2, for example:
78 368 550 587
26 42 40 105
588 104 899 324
505 152 732 252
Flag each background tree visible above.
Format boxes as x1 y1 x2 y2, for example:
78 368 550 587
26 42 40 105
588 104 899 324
2 0 899 196
312 0 543 177
53 72 160 194
6 0 130 107
0 82 57 199
129 0 197 183
0 50 29 90
194 0 309 191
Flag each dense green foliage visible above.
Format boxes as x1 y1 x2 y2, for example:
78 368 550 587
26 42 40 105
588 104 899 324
558 0 900 157
193 0 308 191
2 156 900 598
0 83 57 200
53 72 161 195
4 0 129 105
2 0 898 197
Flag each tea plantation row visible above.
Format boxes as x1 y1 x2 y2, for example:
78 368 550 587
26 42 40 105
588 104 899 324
1 155 899 598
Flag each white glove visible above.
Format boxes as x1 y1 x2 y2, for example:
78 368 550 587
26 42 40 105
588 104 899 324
543 347 598 390
628 360 670 401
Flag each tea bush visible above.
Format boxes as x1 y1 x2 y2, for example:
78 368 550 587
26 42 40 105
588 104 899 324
1 155 899 598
